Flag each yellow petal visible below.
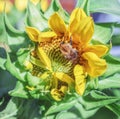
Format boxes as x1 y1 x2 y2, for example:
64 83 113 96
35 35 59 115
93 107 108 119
37 47 52 71
82 52 107 77
24 60 33 70
30 55 46 69
40 0 49 12
60 86 68 94
74 65 86 95
51 88 64 101
48 13 67 36
84 45 108 57
40 72 49 79
71 17 94 45
55 72 74 86
30 0 39 5
26 86 35 91
15 0 27 11
69 8 87 34
38 31 57 42
26 27 40 42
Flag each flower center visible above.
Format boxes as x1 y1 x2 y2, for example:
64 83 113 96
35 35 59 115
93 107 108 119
39 37 76 76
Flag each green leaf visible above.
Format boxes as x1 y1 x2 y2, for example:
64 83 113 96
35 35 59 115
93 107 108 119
5 53 26 82
0 98 4 106
0 97 44 119
79 90 120 110
0 70 16 97
26 73 40 87
44 0 69 23
9 81 29 98
16 99 41 119
0 98 23 119
93 23 113 44
103 54 120 77
113 89 120 97
105 54 120 64
76 0 120 17
45 100 76 115
106 103 120 117
0 13 31 53
90 91 119 100
56 111 78 119
73 102 98 118
76 0 90 15
89 0 120 16
5 15 30 53
112 35 120 45
0 57 6 70
76 0 84 7
0 14 8 45
17 48 30 65
98 74 120 90
26 2 48 31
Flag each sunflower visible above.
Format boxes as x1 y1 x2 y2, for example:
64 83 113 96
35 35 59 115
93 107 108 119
26 8 108 101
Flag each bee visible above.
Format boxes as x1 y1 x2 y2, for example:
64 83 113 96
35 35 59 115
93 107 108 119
60 42 78 62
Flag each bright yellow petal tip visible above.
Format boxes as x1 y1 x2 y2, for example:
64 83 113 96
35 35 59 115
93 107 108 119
84 45 108 57
69 8 94 45
82 52 107 77
51 88 64 101
26 26 40 42
38 31 57 43
69 8 87 32
55 72 74 86
48 12 67 36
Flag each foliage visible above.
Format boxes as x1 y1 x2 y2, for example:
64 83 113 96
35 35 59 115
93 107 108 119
0 0 120 118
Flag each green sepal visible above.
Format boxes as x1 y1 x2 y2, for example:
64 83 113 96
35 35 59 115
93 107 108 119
76 0 90 16
0 57 6 70
98 73 120 90
103 54 120 77
9 81 30 99
93 23 113 44
76 0 120 17
0 97 24 119
44 0 69 23
26 72 40 87
89 0 120 17
79 90 120 110
106 103 120 117
5 53 27 82
25 2 48 31
45 99 76 116
0 12 31 54
17 48 30 66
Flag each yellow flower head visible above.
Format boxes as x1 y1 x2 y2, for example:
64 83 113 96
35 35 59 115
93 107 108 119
0 0 13 13
26 8 108 101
